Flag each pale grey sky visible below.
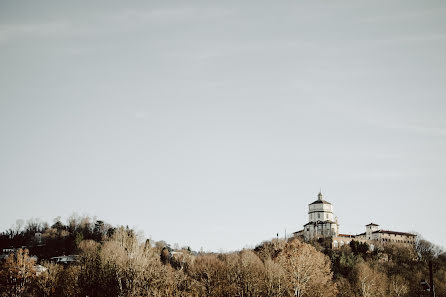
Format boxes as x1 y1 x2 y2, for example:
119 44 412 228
1 1 446 251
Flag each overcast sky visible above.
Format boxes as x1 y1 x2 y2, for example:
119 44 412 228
1 1 446 251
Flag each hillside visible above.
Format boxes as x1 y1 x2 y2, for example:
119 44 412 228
1 216 445 297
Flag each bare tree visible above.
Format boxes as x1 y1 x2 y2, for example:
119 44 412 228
354 262 388 297
277 239 337 297
264 258 286 296
98 227 166 296
14 219 24 235
25 218 44 234
415 237 443 261
227 250 266 297
389 275 409 297
190 254 228 296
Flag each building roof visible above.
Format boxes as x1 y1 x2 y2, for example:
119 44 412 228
304 220 336 226
365 223 379 226
292 229 304 234
372 230 416 237
309 199 332 205
338 234 356 238
309 191 331 205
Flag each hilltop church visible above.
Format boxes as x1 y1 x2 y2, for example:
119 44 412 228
293 192 416 249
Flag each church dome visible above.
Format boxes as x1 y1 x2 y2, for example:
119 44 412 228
309 191 332 205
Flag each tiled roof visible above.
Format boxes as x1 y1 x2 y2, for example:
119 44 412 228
372 230 416 236
338 234 355 237
365 223 379 226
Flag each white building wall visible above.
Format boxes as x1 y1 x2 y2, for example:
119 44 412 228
304 194 338 240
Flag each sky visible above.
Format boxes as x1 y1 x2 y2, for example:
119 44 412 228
1 0 446 252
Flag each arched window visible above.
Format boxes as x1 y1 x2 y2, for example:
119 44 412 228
333 241 339 248
370 244 375 251
340 241 344 246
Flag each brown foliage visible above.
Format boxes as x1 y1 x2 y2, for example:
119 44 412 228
0 248 36 297
335 276 355 297
354 262 388 297
190 254 229 296
389 274 409 297
33 262 62 297
277 239 337 297
255 238 287 262
264 258 286 296
5 223 446 297
227 250 266 296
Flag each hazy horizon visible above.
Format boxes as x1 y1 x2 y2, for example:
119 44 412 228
1 0 446 251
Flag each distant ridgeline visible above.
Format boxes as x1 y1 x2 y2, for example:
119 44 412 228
293 191 417 250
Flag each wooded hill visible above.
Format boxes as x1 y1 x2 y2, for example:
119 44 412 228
1 216 445 297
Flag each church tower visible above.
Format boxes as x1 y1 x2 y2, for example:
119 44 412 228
365 223 379 240
303 191 339 240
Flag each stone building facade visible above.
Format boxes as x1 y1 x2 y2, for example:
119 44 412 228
301 192 339 241
294 192 416 249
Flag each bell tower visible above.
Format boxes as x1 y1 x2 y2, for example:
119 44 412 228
365 223 379 240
